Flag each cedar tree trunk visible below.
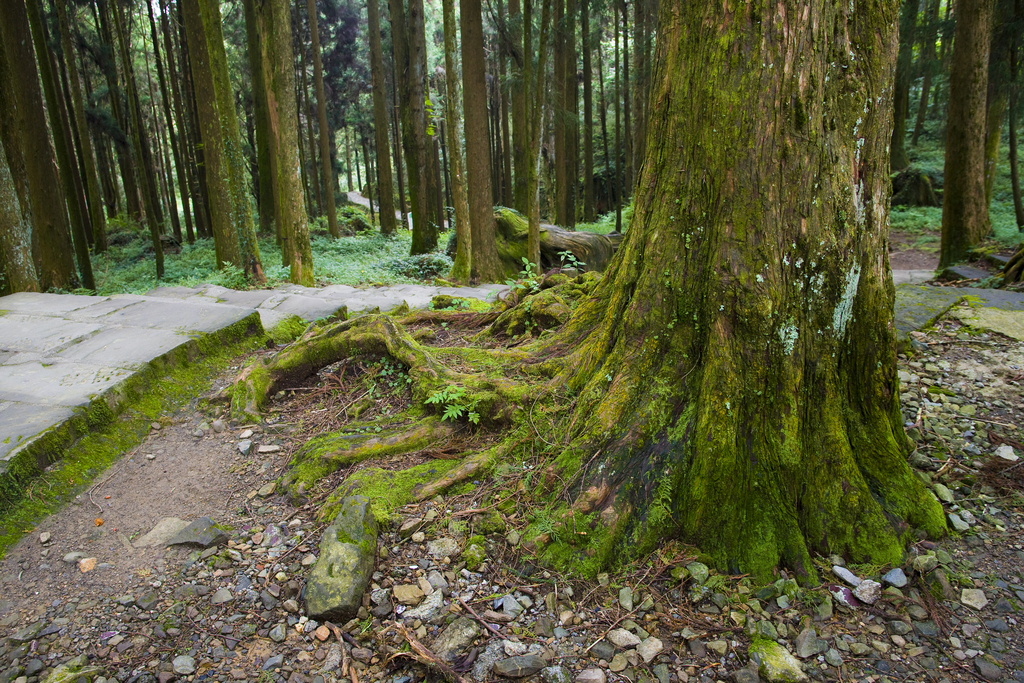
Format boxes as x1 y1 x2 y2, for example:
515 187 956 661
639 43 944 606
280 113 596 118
442 0 472 281
939 0 993 267
549 0 945 578
367 0 398 237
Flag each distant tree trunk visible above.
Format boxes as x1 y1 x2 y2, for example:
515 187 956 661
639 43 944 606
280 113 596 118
442 0 471 281
499 0 513 207
983 0 1014 204
367 0 397 236
243 0 275 239
112 0 167 279
297 33 322 220
305 0 338 237
631 0 647 173
598 38 612 215
581 0 595 222
362 135 375 226
172 1 211 239
939 0 993 267
57 1 107 254
890 0 918 171
264 0 313 285
158 1 194 243
391 70 409 227
28 0 95 289
621 0 631 196
524 0 553 272
462 0 502 278
181 0 263 281
613 1 622 230
2 0 79 290
343 126 353 191
912 0 941 145
510 0 528 213
390 0 436 253
554 0 567 226
1009 0 1023 229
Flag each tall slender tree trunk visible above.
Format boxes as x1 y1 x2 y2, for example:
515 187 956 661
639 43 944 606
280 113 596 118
306 0 339 236
390 0 435 252
27 0 95 289
631 0 647 173
1009 0 1023 229
890 0 918 170
441 0 471 280
613 1 622 230
621 0 631 196
243 0 275 239
58 0 107 254
181 0 263 280
158 0 194 244
2 1 79 291
524 0 553 273
462 0 501 278
297 33 322 219
912 0 941 145
498 0 513 207
343 126 353 192
176 5 212 238
983 0 1014 204
581 0 595 222
597 38 613 216
939 0 993 267
362 135 375 226
112 0 168 280
264 0 313 285
390 68 409 228
368 0 397 236
510 0 528 213
554 0 567 226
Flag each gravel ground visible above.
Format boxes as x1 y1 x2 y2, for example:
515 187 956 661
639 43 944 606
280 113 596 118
0 313 1021 683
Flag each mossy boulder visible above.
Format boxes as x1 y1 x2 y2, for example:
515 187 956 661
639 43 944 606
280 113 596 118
304 494 378 621
750 639 809 683
462 539 487 570
41 655 104 683
493 288 572 337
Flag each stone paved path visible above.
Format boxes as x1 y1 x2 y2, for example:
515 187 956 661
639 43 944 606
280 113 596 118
0 282 505 495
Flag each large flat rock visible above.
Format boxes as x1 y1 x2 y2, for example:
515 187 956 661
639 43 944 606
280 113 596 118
894 285 964 338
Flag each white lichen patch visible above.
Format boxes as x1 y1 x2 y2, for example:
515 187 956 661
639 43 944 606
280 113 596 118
778 322 799 355
832 262 861 336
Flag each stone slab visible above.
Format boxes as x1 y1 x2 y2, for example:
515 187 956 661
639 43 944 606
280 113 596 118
949 307 1024 341
962 288 1024 311
93 297 254 334
0 402 75 460
940 266 990 281
0 313 102 353
892 270 935 285
133 517 190 548
0 292 104 315
195 285 277 308
894 285 964 338
145 286 207 300
53 327 188 367
0 360 131 407
261 294 348 321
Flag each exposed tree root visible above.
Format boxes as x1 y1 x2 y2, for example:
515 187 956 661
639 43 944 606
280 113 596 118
1003 244 1024 285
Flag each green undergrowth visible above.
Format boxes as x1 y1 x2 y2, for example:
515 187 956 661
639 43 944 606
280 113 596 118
84 208 454 296
0 326 268 557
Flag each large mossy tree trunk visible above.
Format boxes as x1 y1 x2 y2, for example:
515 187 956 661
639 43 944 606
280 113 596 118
939 0 993 268
545 0 945 580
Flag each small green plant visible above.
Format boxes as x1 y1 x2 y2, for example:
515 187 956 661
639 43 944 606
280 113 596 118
557 250 585 272
505 257 542 294
425 385 480 424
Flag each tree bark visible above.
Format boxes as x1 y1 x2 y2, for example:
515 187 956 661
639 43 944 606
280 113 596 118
939 0 993 267
581 0 595 222
890 0 918 171
296 27 322 221
462 0 502 279
181 0 263 280
28 0 95 289
509 0 528 213
367 0 397 237
911 0 941 145
442 0 472 281
264 0 314 285
499 0 513 207
172 1 211 239
1009 0 1023 229
547 0 944 579
524 0 553 272
0 0 78 290
983 0 1014 204
390 0 436 254
620 0 631 196
0 135 39 293
243 0 275 239
305 0 338 236
112 0 167 279
58 0 107 254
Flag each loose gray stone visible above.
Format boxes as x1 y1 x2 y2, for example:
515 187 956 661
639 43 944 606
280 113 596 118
618 587 634 611
237 440 253 456
212 419 226 433
269 624 287 642
687 562 710 585
853 579 882 605
831 565 862 587
210 588 233 605
136 591 160 611
167 517 229 548
948 513 970 532
974 657 1002 681
172 655 196 675
501 594 524 618
263 655 284 671
493 655 546 678
750 639 808 683
472 641 506 682
304 494 377 621
652 663 670 683
913 554 938 572
732 662 761 683
881 568 908 588
7 622 42 644
824 649 843 667
432 617 483 663
637 637 663 663
62 551 86 564
932 483 955 503
403 590 444 621
607 628 641 649
960 589 988 610
590 640 615 660
427 537 459 559
575 669 607 683
794 629 819 659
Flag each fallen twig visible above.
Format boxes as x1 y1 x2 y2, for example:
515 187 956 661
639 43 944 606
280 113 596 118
457 596 504 637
